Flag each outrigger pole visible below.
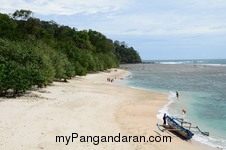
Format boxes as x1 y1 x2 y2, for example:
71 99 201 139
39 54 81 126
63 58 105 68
156 124 209 136
196 126 209 136
181 126 209 136
157 115 209 140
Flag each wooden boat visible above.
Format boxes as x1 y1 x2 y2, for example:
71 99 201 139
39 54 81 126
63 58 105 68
157 115 209 140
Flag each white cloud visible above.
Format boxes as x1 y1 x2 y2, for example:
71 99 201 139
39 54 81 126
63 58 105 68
1 0 226 59
0 0 129 15
84 10 226 37
179 0 226 8
1 0 226 37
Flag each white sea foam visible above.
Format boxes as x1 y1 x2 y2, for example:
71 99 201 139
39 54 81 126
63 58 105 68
156 92 226 150
197 61 204 63
200 64 226 67
158 61 194 65
155 60 226 66
157 92 226 149
194 134 226 150
156 91 176 120
121 64 226 149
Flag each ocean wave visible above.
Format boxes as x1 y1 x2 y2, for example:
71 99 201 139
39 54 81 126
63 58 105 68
158 61 194 65
194 134 226 150
156 91 176 120
157 91 226 149
157 92 226 149
144 59 226 66
200 64 226 67
122 63 226 149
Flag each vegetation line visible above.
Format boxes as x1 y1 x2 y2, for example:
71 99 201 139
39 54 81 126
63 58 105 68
0 9 142 97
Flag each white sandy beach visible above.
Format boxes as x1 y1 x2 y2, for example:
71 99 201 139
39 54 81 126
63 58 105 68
0 69 215 150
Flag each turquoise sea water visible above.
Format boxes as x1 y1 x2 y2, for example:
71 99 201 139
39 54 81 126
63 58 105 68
120 59 226 149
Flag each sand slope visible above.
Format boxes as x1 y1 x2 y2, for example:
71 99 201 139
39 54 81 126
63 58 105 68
0 69 214 150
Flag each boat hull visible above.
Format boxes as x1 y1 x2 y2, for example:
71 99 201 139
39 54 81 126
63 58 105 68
166 116 194 140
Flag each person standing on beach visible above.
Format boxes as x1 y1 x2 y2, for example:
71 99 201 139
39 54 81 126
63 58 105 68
163 113 167 125
176 91 179 98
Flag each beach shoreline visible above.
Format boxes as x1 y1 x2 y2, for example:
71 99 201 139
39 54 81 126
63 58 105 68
0 68 215 150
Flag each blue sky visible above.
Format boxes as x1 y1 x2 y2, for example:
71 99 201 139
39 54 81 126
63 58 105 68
1 0 226 60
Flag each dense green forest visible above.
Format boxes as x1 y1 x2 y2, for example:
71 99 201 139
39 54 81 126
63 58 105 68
0 10 142 96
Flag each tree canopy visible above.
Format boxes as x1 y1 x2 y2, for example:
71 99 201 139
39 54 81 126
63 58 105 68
114 41 142 64
0 10 142 96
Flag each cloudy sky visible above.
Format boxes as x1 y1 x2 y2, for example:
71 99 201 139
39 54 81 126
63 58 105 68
1 0 226 60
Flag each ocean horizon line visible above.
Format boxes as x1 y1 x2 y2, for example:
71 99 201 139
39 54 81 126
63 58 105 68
141 59 226 66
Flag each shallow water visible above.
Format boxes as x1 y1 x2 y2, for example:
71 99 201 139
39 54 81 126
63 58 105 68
121 61 226 149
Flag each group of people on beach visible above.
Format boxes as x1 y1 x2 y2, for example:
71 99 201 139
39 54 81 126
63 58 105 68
107 76 125 83
107 78 114 83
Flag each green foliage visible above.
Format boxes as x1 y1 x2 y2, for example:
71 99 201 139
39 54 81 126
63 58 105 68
0 39 55 94
0 39 33 94
11 9 33 20
88 30 114 53
0 13 17 39
114 41 142 64
0 10 142 96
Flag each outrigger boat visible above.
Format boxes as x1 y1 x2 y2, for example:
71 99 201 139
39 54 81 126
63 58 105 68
157 115 209 140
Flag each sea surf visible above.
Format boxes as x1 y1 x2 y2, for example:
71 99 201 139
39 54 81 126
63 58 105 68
121 59 226 149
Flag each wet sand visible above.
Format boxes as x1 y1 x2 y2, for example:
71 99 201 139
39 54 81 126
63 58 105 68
0 69 214 150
